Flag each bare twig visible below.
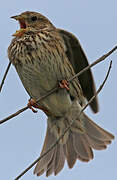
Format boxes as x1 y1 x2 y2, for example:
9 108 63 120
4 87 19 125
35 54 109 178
0 62 11 92
0 106 28 124
0 46 116 125
14 61 112 180
80 60 112 114
68 46 116 82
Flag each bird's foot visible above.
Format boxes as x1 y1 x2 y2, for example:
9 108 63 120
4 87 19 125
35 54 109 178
27 98 38 113
59 80 69 91
27 98 51 115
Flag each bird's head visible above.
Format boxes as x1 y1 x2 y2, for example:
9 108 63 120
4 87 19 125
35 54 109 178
11 11 55 37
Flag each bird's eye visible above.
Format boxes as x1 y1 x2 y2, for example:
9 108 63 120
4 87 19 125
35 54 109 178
31 16 38 22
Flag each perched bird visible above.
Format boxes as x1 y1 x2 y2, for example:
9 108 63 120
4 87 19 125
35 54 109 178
8 11 114 177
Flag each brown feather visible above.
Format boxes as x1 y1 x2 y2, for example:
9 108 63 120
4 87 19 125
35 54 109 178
34 127 56 175
65 133 77 168
83 114 114 141
54 145 65 175
58 29 99 113
46 146 57 177
73 133 93 161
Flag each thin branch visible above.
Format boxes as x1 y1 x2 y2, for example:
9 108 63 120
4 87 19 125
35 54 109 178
68 46 116 82
14 61 112 180
0 46 116 125
0 62 11 92
80 60 112 114
0 106 28 124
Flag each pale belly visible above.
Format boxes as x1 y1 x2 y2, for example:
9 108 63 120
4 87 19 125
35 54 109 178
15 60 73 117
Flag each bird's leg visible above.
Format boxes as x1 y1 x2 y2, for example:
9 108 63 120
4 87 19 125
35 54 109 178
59 80 69 91
27 98 51 115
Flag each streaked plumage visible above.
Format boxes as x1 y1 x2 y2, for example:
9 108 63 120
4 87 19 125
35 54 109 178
8 11 114 177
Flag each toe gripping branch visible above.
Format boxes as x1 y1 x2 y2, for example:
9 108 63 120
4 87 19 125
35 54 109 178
28 80 69 113
27 98 38 113
27 98 50 115
59 80 69 91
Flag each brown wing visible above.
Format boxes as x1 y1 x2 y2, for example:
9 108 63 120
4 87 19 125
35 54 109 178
58 29 99 113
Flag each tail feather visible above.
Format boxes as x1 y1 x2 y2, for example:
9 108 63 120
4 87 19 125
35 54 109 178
46 146 57 176
85 134 111 150
34 126 55 175
73 133 93 161
84 114 114 141
54 144 65 175
64 133 77 168
34 101 114 177
34 126 66 176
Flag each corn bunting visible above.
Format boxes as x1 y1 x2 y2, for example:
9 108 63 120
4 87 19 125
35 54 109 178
8 11 114 177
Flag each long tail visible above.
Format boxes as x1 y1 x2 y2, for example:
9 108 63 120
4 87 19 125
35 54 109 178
34 101 114 177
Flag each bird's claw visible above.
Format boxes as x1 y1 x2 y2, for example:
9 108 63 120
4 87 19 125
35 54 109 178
27 98 51 115
59 80 69 91
27 98 38 113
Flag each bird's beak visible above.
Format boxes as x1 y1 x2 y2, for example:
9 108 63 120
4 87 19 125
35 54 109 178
10 15 22 21
11 15 27 37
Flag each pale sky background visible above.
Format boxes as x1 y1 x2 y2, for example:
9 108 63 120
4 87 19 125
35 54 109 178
0 1 117 180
